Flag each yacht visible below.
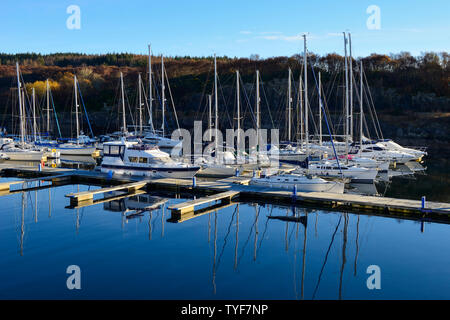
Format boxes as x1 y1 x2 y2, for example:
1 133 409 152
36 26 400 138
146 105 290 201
250 173 345 194
0 138 46 161
295 160 379 183
100 140 200 179
351 142 417 164
375 139 427 162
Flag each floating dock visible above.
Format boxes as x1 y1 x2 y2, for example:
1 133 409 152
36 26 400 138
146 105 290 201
168 191 240 215
1 165 449 224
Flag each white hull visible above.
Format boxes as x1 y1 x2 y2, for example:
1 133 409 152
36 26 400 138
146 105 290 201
250 177 344 194
2 151 45 161
101 165 198 179
57 146 97 156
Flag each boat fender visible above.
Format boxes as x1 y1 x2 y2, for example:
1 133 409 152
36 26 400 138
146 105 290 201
107 170 114 180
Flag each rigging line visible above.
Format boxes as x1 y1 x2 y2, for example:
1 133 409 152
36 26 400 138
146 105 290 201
310 64 342 174
217 73 235 129
259 75 275 129
312 215 342 300
164 67 180 131
49 88 62 139
76 78 94 138
362 68 383 139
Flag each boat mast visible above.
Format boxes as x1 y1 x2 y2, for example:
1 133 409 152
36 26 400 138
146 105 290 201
349 33 353 141
303 34 309 157
32 87 36 142
74 75 80 143
343 32 349 162
46 79 50 134
138 73 143 135
287 68 292 142
161 55 165 137
208 94 212 140
16 62 24 146
148 44 154 132
120 72 127 135
256 70 261 152
359 61 364 157
318 72 322 146
214 54 218 155
236 70 241 153
299 74 303 146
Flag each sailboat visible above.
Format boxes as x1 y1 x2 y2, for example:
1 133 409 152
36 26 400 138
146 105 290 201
142 47 181 150
49 75 98 156
1 63 46 161
250 172 345 193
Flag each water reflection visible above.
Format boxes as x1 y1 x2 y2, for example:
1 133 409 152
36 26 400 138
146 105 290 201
2 168 449 299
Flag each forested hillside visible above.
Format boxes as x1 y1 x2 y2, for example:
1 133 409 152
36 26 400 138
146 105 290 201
0 51 448 147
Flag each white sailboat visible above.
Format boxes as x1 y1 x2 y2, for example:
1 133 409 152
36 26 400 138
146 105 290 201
1 63 46 161
54 75 97 156
142 48 181 149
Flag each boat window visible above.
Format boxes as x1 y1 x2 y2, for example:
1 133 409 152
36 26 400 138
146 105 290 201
104 146 110 155
128 156 138 163
372 146 384 151
362 149 371 153
139 157 148 164
110 145 120 155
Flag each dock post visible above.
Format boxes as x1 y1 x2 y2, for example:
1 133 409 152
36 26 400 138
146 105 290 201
235 167 240 177
421 196 426 210
192 176 196 188
292 185 297 202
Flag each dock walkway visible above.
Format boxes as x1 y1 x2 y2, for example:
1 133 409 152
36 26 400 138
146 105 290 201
1 165 449 222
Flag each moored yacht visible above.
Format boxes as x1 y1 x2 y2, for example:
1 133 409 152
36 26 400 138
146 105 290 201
250 173 344 194
295 160 378 183
100 140 200 179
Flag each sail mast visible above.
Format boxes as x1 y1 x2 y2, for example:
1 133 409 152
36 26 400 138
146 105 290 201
74 75 80 143
256 70 260 151
349 33 353 141
343 32 349 162
138 73 143 135
359 61 364 157
148 44 154 132
16 62 24 146
303 34 309 157
120 72 126 135
46 79 50 134
318 72 322 146
208 94 212 140
32 87 36 142
299 74 303 146
161 55 165 137
214 54 218 155
287 68 292 142
236 70 241 152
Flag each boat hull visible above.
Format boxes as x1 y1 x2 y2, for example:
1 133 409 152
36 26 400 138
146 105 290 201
101 164 199 179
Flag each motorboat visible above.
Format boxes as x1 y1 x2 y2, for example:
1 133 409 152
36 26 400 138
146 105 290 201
100 140 200 179
250 173 345 194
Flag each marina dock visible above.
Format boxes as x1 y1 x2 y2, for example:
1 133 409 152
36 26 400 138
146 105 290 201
1 165 449 224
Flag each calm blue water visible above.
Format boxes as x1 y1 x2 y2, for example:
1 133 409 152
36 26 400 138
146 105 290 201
0 180 449 300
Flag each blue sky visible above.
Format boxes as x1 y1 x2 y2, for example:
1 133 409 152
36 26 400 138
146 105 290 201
1 0 448 58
